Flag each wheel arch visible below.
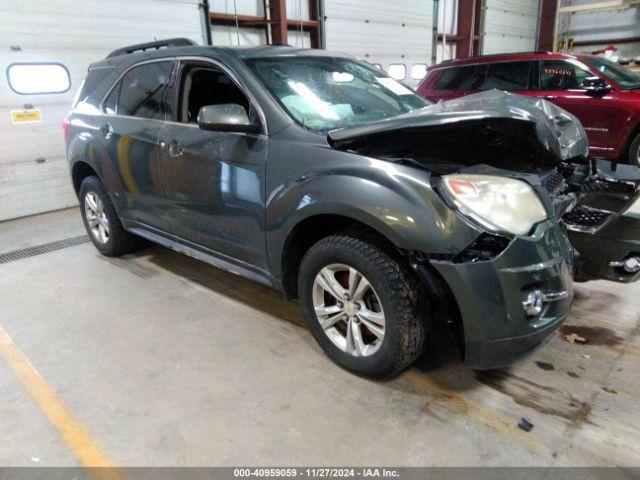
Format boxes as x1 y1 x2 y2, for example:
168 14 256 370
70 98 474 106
71 160 99 196
619 115 640 164
279 213 405 300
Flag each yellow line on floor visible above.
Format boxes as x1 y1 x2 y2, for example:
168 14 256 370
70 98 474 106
0 324 123 473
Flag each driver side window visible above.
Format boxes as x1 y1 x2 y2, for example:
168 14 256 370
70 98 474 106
535 60 591 90
177 64 256 124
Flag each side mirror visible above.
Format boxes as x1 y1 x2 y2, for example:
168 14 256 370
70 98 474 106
581 77 612 94
197 104 261 133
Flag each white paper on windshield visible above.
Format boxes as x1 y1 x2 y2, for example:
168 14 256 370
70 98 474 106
376 77 413 96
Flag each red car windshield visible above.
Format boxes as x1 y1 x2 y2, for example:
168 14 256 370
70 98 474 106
583 57 640 90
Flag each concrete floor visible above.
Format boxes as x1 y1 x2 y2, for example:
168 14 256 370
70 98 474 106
0 207 639 467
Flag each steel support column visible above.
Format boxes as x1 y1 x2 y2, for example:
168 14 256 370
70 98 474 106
271 0 288 45
537 0 558 51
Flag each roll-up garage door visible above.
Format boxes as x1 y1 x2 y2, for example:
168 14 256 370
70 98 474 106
0 0 205 221
482 0 539 54
323 0 434 87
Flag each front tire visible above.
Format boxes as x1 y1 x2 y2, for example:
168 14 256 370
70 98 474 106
298 234 428 378
79 176 135 257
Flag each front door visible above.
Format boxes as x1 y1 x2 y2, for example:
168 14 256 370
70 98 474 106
525 59 616 158
158 60 268 271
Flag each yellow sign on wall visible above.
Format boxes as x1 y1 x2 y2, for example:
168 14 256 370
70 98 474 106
11 109 42 124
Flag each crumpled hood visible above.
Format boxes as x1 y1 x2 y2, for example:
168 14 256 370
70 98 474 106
328 90 589 161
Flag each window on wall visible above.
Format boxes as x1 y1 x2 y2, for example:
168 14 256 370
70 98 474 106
388 64 406 81
534 60 592 90
434 64 487 90
105 61 173 119
480 61 532 90
411 64 428 81
6 63 71 95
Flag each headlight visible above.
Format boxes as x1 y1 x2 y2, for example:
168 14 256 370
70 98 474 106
442 174 548 235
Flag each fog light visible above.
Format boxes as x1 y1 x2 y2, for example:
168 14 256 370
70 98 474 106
624 257 640 273
523 290 544 317
609 256 640 274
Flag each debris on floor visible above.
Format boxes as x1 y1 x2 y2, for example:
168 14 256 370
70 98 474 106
563 332 589 344
518 418 534 432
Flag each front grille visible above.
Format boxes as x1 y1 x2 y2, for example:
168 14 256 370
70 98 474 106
542 171 566 197
562 206 610 231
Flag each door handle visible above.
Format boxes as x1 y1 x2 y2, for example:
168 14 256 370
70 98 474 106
161 140 183 157
544 95 556 100
99 123 113 139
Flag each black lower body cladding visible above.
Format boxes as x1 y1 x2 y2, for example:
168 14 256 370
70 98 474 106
429 220 575 369
569 211 640 283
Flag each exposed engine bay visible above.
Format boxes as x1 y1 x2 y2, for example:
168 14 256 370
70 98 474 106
328 90 640 283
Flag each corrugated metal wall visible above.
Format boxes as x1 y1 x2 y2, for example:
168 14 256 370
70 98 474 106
482 0 539 54
0 0 204 221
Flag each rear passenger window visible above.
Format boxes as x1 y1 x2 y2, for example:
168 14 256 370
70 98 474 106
105 61 173 119
434 64 487 90
480 61 532 90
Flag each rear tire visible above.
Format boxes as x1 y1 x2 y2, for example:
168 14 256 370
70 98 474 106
628 133 640 167
298 234 428 378
79 176 136 257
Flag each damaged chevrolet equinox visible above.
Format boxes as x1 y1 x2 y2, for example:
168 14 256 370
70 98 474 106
65 39 640 377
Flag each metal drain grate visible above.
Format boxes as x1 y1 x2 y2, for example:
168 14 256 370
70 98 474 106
0 234 89 264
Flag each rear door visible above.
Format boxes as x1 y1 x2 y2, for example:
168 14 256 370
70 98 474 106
418 64 487 102
478 60 534 96
100 60 175 232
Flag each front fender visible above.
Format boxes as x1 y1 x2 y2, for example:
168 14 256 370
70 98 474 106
265 149 480 282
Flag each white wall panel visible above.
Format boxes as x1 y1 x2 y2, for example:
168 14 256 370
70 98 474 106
482 0 539 54
0 0 204 221
324 0 434 86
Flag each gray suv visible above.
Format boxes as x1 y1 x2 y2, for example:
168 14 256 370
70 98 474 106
65 38 640 377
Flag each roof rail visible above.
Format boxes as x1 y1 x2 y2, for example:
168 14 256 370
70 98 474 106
106 38 198 59
439 51 561 64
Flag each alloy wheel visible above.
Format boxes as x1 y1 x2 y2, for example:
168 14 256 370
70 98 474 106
312 263 385 357
84 191 110 244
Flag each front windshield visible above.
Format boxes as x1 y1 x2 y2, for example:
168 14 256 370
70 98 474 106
583 57 640 90
245 56 429 130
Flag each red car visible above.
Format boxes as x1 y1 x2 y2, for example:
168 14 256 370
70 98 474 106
417 52 640 166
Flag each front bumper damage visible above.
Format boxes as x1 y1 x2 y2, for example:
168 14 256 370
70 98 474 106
563 161 640 283
426 220 575 369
